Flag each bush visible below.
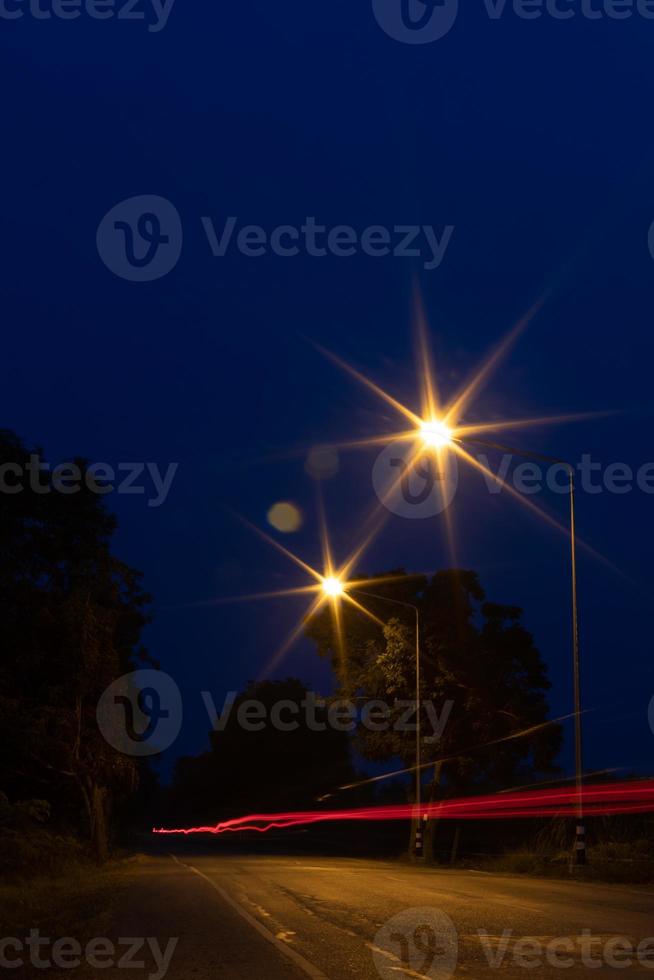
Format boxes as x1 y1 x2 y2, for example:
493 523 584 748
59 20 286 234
586 839 654 884
477 838 654 884
0 828 90 881
479 850 568 877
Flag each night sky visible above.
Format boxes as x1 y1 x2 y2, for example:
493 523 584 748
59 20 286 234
3 1 654 784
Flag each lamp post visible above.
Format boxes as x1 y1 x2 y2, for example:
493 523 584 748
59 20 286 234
462 437 585 866
352 589 425 858
315 338 592 866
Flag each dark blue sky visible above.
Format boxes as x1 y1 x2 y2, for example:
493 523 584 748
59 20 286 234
3 1 654 784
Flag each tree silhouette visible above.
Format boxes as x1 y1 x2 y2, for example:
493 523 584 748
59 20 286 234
0 430 152 861
306 569 561 810
170 678 356 824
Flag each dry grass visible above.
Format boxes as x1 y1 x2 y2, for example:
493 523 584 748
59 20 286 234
0 853 141 937
477 840 654 884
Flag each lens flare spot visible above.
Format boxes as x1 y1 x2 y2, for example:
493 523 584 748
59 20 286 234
305 445 340 480
267 502 303 533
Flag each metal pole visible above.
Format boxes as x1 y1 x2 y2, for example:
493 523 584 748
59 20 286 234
462 438 586 867
414 605 424 859
569 468 586 865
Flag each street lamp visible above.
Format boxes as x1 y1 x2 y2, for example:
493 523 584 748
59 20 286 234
459 436 585 866
316 328 595 867
321 413 586 865
420 419 453 450
321 576 345 598
319 575 425 856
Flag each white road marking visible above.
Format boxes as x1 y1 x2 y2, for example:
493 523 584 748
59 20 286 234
253 904 272 918
169 855 329 980
366 942 433 980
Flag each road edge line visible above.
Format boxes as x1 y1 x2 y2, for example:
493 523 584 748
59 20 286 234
168 854 329 980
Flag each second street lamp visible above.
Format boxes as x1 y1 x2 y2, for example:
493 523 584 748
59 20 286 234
318 576 425 857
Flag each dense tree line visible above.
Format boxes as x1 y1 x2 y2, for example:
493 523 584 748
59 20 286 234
0 429 152 863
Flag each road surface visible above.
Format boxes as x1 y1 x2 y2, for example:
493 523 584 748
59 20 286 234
46 850 654 979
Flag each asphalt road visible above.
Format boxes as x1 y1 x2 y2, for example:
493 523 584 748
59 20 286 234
77 849 654 980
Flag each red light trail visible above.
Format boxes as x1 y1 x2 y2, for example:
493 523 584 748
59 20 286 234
153 781 654 836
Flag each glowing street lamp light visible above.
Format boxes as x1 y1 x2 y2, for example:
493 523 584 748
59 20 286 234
419 419 454 450
321 576 346 598
211 513 403 677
